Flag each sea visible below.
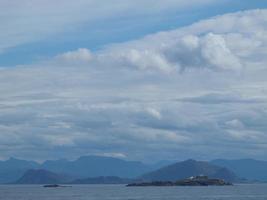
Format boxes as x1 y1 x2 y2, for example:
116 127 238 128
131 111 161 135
0 184 266 200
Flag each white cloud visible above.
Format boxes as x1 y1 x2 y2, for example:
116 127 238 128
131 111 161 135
225 119 244 129
200 33 242 71
97 152 127 159
56 48 93 63
98 49 174 73
145 108 162 120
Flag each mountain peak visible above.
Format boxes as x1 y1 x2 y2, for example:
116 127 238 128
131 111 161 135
183 159 198 163
141 159 238 182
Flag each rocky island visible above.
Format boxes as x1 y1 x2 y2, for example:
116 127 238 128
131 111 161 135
127 176 232 187
43 184 60 188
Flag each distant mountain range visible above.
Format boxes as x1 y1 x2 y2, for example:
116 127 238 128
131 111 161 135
211 159 267 182
14 159 238 184
140 159 238 182
0 156 266 184
14 169 136 184
41 156 153 178
71 176 133 184
0 156 158 184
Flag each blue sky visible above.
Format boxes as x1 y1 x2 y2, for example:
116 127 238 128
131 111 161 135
1 0 267 66
0 0 267 162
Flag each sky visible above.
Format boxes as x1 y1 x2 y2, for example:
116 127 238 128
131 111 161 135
0 0 267 162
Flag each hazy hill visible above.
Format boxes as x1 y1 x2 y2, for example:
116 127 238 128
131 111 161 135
211 159 267 182
141 159 238 182
15 169 72 184
0 158 39 183
41 156 153 178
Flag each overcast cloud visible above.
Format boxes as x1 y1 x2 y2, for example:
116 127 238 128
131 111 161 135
0 8 267 162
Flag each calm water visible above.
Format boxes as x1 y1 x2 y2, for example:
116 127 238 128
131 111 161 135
0 184 266 200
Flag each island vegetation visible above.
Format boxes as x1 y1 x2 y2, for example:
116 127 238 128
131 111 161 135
127 176 232 187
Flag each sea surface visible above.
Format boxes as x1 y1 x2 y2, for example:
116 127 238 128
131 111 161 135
0 184 266 200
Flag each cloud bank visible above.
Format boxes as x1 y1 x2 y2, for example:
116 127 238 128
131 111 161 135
54 9 267 73
0 9 267 161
